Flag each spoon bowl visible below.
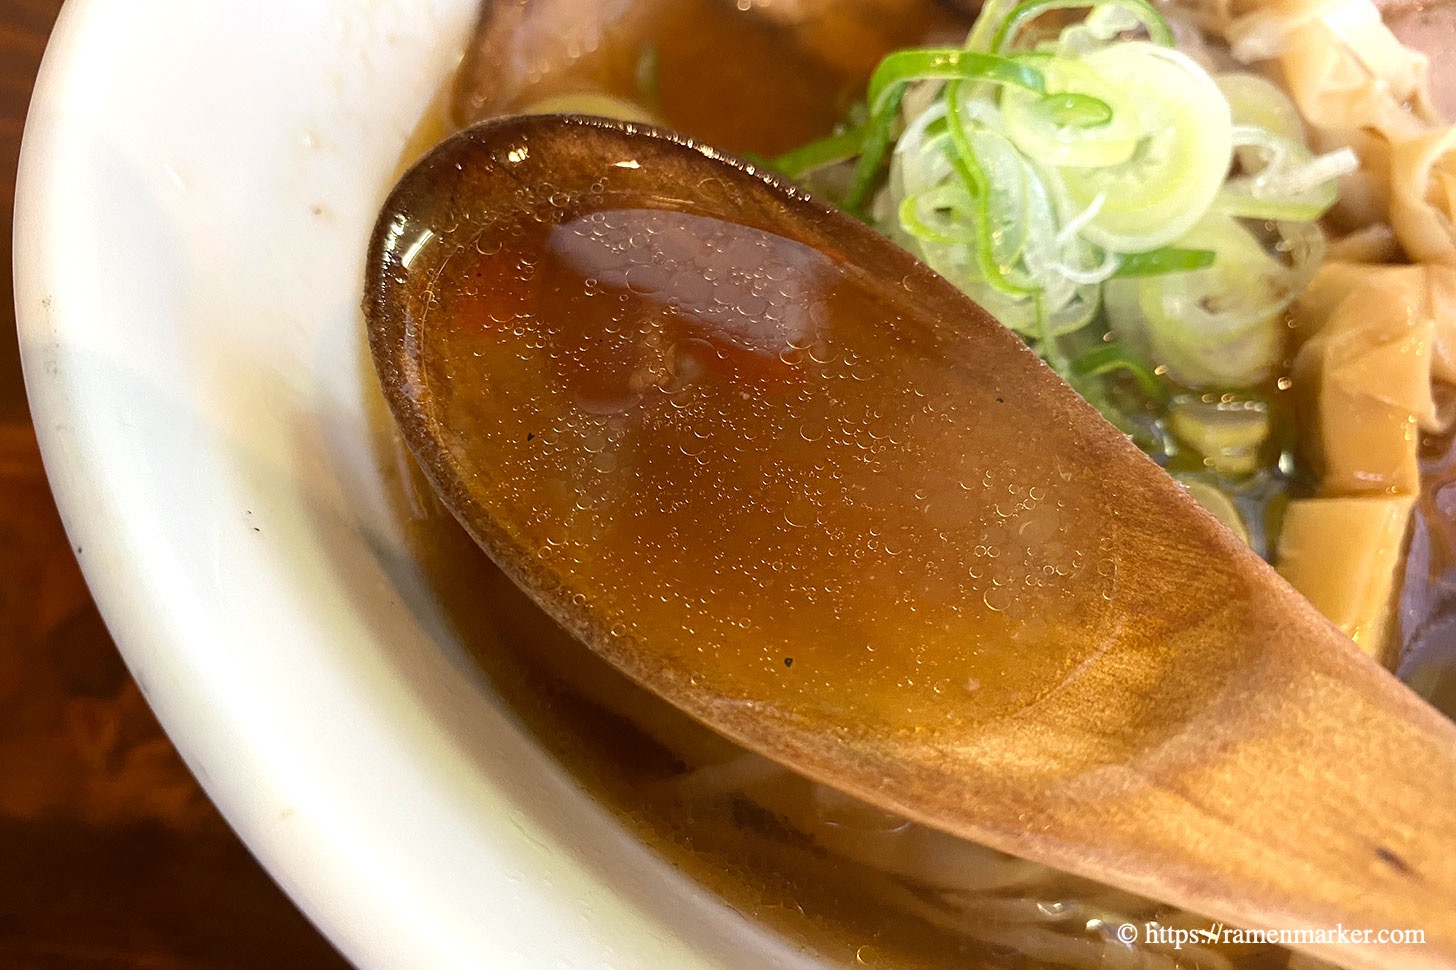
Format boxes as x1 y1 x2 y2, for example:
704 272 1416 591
365 114 1456 970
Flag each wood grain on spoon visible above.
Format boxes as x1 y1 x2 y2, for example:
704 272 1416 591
365 115 1456 970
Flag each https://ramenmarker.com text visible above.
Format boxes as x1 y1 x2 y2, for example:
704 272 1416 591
1115 921 1426 949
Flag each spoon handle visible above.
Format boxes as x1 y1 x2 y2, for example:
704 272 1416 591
1141 636 1456 970
845 597 1456 970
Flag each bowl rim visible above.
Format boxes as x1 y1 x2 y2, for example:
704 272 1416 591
12 2 823 967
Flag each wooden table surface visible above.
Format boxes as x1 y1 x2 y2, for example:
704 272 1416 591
1 3 352 967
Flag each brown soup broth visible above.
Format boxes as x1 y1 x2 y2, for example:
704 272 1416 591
360 211 1309 968
365 370 1302 969
356 3 1454 964
366 379 1002 969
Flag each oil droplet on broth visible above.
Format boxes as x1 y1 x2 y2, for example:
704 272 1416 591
400 182 1123 733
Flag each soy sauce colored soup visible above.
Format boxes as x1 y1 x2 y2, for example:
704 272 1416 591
373 0 1456 966
396 194 1126 727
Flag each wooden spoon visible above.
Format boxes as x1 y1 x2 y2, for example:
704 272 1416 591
365 115 1456 970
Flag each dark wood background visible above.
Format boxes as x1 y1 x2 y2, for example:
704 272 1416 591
1 2 352 966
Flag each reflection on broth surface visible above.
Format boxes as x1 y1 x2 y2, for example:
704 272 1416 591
405 193 1123 731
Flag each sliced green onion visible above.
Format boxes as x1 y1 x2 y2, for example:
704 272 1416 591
999 55 1139 168
942 82 988 198
1112 246 1217 276
1124 214 1315 388
1034 292 1071 375
1215 72 1303 142
867 49 1046 112
990 0 1175 53
968 0 1025 52
846 49 1041 216
766 0 1335 451
1071 342 1168 402
899 190 978 245
1215 128 1355 222
770 124 870 178
943 81 1037 296
924 115 951 139
1055 43 1232 251
843 85 906 214
1039 92 1114 127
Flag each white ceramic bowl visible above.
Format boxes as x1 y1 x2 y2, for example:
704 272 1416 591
14 2 825 966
